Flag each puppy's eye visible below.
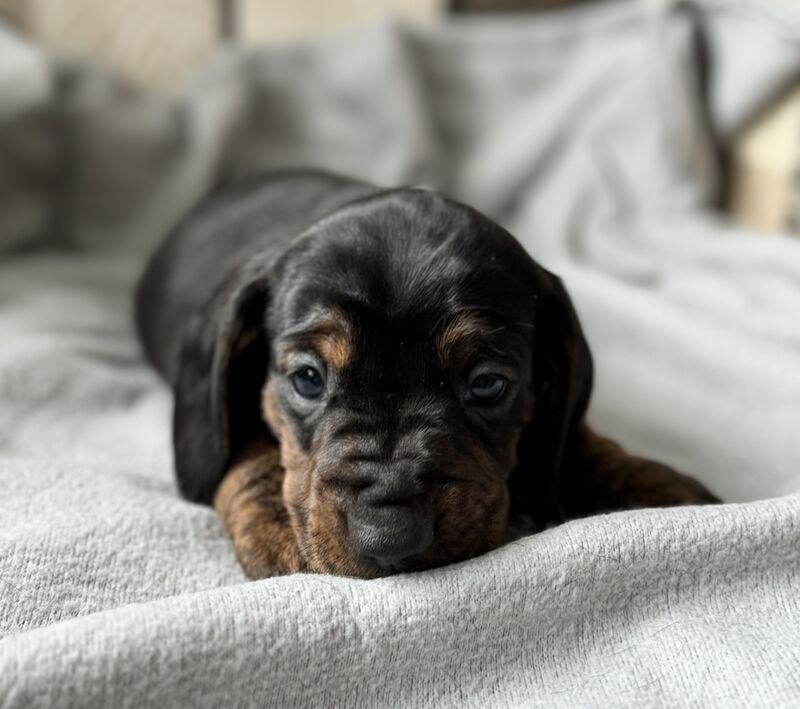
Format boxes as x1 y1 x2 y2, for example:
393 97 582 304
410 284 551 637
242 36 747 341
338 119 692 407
292 366 325 399
468 373 508 405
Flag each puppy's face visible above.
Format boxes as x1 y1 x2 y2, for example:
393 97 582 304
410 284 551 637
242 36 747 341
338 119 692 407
262 192 541 577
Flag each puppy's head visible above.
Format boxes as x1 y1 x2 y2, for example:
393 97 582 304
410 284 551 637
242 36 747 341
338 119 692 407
175 189 592 577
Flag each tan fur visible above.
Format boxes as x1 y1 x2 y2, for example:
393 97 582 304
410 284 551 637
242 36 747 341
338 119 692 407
260 380 376 576
435 313 491 368
213 440 305 579
313 330 353 370
425 442 510 569
277 310 355 371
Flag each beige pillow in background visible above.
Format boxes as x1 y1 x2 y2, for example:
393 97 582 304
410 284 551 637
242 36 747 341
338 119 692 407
0 0 220 88
238 0 444 45
0 0 444 87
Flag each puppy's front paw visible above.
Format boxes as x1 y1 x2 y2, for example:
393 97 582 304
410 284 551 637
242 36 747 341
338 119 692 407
621 462 719 508
214 444 306 579
231 527 306 579
562 430 720 517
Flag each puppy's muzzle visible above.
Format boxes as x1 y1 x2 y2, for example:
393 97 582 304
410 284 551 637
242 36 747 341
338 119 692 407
330 462 436 571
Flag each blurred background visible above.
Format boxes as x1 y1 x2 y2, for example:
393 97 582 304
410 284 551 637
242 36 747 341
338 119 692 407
0 0 798 240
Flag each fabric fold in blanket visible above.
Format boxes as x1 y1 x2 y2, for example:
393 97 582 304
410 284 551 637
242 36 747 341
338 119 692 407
1 0 800 705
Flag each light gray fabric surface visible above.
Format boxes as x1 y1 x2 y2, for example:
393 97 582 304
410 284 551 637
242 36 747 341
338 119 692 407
2 0 800 706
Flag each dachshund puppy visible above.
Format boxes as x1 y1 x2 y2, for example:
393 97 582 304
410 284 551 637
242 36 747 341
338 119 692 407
136 170 717 579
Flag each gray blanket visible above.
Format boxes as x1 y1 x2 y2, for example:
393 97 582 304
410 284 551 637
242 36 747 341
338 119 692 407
2 0 800 705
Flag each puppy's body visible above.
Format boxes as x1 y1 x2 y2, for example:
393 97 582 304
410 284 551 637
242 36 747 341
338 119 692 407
137 170 717 579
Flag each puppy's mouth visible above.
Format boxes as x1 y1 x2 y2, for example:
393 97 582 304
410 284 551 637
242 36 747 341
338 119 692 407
292 475 509 578
294 499 437 577
281 444 512 578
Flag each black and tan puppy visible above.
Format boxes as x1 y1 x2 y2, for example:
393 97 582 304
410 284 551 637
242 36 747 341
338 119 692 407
136 170 716 579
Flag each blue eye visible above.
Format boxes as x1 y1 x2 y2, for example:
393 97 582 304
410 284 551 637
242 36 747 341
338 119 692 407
292 366 325 399
468 373 507 405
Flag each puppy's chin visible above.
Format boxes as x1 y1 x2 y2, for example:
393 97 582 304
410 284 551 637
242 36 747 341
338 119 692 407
285 483 511 579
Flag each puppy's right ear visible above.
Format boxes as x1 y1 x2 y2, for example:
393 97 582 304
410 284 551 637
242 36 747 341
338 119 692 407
507 267 594 527
172 270 272 504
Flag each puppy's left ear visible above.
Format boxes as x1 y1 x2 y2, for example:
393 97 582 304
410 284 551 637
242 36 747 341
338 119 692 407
172 267 273 505
508 268 594 526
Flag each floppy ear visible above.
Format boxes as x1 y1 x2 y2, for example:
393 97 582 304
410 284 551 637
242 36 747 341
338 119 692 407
172 271 273 504
507 269 594 527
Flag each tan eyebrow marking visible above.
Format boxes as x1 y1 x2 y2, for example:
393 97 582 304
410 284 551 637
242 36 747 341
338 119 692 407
278 309 355 370
435 313 492 368
312 329 353 370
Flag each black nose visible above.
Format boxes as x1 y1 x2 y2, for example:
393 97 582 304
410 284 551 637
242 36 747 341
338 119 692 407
349 513 434 571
